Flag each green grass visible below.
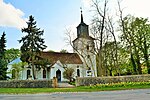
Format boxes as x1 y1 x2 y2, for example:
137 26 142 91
1 82 150 94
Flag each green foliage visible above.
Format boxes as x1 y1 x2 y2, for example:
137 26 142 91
63 68 74 82
47 50 55 52
0 32 7 80
120 15 150 74
19 15 47 62
102 42 118 76
5 48 21 63
60 49 68 53
18 15 47 79
11 62 27 79
88 82 150 89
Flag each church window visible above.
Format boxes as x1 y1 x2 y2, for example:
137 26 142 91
27 70 31 79
77 69 80 77
43 69 46 78
86 45 89 50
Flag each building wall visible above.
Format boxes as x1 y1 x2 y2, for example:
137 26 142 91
50 61 83 81
8 61 83 81
73 37 97 77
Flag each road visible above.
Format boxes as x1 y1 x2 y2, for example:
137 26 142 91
0 89 150 100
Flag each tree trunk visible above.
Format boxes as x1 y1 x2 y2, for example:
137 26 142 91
143 39 150 74
130 53 137 74
136 54 142 74
31 56 36 79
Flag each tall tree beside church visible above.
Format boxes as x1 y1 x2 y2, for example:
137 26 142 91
119 15 150 74
19 15 47 79
0 32 7 80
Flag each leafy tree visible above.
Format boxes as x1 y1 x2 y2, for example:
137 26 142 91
102 42 118 76
0 32 7 80
60 49 68 53
11 62 27 79
5 48 21 63
119 15 150 74
63 68 74 82
18 15 47 79
47 50 55 52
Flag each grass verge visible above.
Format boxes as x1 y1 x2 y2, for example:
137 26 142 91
0 82 150 94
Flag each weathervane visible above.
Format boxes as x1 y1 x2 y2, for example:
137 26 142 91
80 7 82 14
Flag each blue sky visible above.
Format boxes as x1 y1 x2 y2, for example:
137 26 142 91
0 0 88 52
0 0 150 52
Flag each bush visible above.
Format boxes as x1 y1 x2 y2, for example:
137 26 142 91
63 68 74 82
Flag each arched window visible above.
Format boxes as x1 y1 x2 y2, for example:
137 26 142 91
27 70 31 79
56 69 61 82
43 69 46 78
77 69 80 77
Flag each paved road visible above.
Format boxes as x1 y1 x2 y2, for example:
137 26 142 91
0 89 150 100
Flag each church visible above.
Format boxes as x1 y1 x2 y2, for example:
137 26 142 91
7 11 97 81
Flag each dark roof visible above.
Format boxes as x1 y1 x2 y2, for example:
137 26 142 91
39 52 83 64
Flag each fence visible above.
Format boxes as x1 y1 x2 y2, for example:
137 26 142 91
0 80 53 88
76 74 150 86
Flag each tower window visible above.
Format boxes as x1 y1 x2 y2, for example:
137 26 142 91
86 45 89 50
87 55 90 58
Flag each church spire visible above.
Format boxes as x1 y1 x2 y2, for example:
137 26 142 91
77 8 89 37
80 7 84 23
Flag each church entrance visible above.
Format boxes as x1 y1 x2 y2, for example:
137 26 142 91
56 69 61 82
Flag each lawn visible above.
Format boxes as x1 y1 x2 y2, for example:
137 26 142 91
0 82 150 94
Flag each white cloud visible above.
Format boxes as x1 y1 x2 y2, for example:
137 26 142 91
0 0 27 29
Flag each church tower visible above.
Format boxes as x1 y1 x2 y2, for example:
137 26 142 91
73 10 97 77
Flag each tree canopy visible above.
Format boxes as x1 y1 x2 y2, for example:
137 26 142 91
5 48 21 63
19 15 47 79
0 32 7 80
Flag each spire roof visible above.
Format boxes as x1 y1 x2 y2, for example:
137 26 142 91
80 7 84 23
76 8 89 38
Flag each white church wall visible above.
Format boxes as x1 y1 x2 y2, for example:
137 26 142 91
66 64 84 78
73 37 97 77
50 61 66 81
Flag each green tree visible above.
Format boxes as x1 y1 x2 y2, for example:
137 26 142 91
0 32 7 80
102 42 118 76
119 15 150 74
5 48 21 63
60 49 68 53
63 68 74 82
11 62 27 79
19 15 47 79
